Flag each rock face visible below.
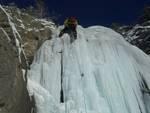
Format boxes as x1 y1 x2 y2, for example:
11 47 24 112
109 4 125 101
0 5 55 65
112 6 150 55
0 35 32 113
0 5 55 113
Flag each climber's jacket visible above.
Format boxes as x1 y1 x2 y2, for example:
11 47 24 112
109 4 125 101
59 17 78 42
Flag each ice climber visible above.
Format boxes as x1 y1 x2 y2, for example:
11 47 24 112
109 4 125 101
59 17 78 43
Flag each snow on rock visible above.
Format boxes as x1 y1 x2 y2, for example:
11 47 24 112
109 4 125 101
114 23 150 55
28 26 150 113
0 5 23 63
34 18 56 30
0 5 22 40
0 5 28 78
0 5 55 65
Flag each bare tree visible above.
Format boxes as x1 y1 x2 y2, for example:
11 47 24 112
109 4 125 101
35 0 46 18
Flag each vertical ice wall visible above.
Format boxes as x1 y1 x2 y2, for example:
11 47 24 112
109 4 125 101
28 26 150 113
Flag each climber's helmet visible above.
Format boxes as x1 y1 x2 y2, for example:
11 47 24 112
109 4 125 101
64 17 78 28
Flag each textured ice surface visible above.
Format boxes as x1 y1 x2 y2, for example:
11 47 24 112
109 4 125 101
28 26 150 113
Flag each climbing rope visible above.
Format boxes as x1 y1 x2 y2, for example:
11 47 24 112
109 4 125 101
60 34 88 113
60 37 68 113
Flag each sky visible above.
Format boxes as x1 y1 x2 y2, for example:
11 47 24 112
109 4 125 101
0 0 150 27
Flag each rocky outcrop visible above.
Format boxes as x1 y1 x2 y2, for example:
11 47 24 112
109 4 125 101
112 6 150 55
0 5 55 113
0 5 55 65
0 33 33 113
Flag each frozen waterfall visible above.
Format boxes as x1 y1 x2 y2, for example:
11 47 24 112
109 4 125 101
27 26 150 113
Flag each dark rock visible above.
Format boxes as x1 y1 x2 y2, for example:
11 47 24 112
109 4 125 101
0 5 54 113
0 36 33 113
112 6 150 55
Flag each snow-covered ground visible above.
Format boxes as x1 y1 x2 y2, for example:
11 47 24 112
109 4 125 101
28 26 150 113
